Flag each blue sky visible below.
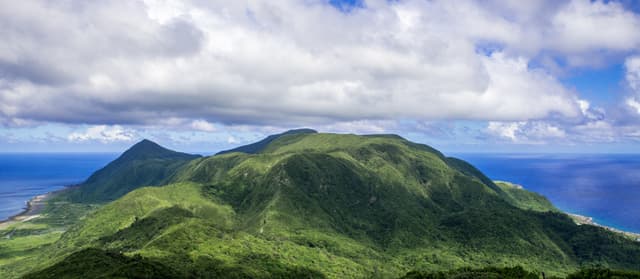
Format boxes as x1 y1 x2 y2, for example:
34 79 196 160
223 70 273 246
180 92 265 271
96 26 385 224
2 0 640 154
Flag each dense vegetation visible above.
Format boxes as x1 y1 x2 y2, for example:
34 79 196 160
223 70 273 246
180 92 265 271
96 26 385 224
2 131 640 278
400 266 540 279
565 267 640 279
401 266 640 279
65 139 200 203
494 181 558 212
23 248 182 279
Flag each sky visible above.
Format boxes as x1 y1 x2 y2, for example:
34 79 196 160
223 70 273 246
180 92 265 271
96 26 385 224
2 0 640 154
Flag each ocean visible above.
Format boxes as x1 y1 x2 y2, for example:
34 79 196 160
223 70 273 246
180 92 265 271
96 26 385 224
454 153 640 234
0 153 117 221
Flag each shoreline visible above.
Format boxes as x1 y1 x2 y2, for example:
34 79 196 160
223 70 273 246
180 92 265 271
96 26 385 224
0 186 75 230
567 212 640 241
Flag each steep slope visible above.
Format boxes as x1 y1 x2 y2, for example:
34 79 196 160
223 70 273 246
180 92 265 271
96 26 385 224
66 139 200 203
215 128 317 155
16 132 640 278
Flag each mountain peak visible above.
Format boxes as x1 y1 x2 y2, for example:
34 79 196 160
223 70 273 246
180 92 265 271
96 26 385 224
121 139 174 159
72 139 200 202
132 139 161 149
138 138 156 145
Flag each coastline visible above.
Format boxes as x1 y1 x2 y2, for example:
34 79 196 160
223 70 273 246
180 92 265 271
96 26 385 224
495 180 640 241
0 186 73 230
567 212 640 241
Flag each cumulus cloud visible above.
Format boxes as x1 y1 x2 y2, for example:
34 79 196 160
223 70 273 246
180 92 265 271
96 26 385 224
68 125 135 143
4 0 630 128
0 0 639 150
487 122 524 141
549 0 640 54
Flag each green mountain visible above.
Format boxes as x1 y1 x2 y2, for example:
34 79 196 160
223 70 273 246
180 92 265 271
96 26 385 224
5 131 640 278
66 139 201 203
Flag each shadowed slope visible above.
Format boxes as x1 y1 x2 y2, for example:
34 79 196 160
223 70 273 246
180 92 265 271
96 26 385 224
23 248 181 279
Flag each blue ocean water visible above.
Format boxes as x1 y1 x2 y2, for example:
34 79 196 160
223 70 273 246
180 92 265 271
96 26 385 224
454 153 640 234
0 153 117 221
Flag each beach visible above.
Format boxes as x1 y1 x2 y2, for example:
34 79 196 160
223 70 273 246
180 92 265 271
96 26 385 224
0 188 69 230
0 153 116 226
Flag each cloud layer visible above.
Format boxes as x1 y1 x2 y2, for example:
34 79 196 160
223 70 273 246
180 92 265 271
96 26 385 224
0 1 630 124
1 0 640 148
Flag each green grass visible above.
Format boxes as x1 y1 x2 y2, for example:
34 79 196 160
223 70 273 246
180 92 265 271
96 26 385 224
0 230 63 265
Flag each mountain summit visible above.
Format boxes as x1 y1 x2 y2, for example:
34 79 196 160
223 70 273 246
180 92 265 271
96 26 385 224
117 139 194 161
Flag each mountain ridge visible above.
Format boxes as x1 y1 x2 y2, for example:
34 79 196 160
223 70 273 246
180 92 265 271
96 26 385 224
216 128 317 155
4 131 640 278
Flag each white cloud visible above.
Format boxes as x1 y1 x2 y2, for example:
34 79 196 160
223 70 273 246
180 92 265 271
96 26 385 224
628 98 640 115
227 136 239 144
488 121 523 141
577 99 606 121
528 122 567 139
550 0 640 54
627 56 640 92
68 125 135 143
0 0 606 128
625 56 640 115
487 121 566 142
1 0 640 151
190 119 216 132
573 120 616 142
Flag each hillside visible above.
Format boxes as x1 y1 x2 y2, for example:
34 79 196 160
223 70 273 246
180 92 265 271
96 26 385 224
3 131 640 278
65 139 201 203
